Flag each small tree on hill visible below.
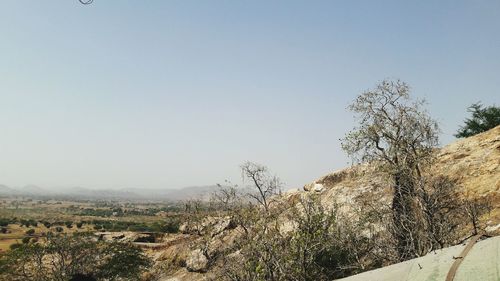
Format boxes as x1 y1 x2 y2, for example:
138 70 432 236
462 194 492 235
455 103 500 138
241 161 282 213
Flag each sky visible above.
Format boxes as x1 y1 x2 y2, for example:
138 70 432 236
0 1 499 190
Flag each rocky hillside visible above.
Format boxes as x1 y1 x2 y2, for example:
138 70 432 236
153 125 500 280
302 125 500 230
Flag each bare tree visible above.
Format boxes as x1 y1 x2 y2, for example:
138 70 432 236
212 181 240 212
419 175 462 250
342 79 439 260
462 194 492 236
240 161 282 213
182 199 206 235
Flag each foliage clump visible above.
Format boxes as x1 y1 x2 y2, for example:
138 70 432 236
0 235 151 281
455 102 500 138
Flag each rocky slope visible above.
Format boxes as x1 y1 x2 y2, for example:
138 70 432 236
154 125 500 280
302 125 500 228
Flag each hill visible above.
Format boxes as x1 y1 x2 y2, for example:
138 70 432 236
0 185 219 202
156 125 500 280
302 125 500 230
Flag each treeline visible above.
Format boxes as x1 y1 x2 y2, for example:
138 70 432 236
91 218 180 233
69 206 182 217
0 217 181 233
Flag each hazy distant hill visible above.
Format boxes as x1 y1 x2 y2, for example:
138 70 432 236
0 184 19 196
20 185 48 196
0 184 219 202
127 185 219 201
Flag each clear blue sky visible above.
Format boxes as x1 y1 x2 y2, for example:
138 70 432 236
0 1 498 190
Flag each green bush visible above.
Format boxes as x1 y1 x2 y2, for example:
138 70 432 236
9 243 21 250
128 224 150 232
19 219 37 228
151 219 180 233
456 103 500 137
0 236 151 281
0 218 10 227
25 229 35 236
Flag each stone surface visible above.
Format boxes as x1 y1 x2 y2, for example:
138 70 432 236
186 249 209 272
210 216 234 237
338 236 500 281
312 183 324 192
297 125 500 228
179 216 235 237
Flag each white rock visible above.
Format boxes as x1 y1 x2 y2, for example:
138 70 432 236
186 249 209 272
485 223 500 232
313 183 324 192
210 216 234 237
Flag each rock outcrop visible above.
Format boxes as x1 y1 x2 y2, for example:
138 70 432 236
186 249 209 272
301 125 500 227
95 231 157 243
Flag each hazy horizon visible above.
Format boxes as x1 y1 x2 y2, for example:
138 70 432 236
0 183 217 191
1 1 499 190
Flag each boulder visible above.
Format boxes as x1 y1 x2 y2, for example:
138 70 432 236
303 182 325 192
179 216 235 236
186 249 209 272
210 216 235 237
178 222 190 234
313 183 324 192
207 226 244 257
226 250 244 263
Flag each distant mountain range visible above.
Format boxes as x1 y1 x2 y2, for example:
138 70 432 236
0 184 220 202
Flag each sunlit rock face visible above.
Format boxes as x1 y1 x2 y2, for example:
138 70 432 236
298 125 500 226
186 249 209 272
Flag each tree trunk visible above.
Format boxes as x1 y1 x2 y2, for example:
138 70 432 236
391 172 420 261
